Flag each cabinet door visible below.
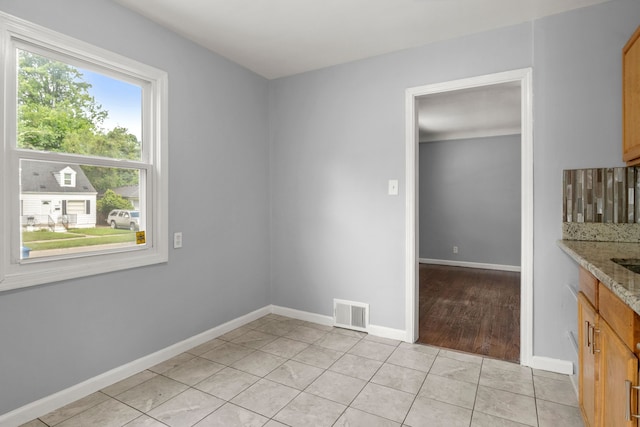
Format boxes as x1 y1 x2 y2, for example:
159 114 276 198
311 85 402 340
623 26 640 165
599 318 639 427
579 293 598 427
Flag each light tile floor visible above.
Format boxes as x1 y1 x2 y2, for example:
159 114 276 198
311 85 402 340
21 314 584 427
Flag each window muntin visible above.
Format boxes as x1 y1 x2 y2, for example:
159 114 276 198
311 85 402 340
0 12 168 291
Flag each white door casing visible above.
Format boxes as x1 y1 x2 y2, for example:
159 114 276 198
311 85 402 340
404 68 534 366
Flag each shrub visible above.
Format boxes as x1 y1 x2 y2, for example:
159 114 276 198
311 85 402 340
97 189 133 217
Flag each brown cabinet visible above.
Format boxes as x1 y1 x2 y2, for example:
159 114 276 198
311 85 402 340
623 26 640 165
578 267 640 426
599 318 638 426
578 292 598 427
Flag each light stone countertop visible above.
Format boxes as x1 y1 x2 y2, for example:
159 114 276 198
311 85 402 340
558 240 640 316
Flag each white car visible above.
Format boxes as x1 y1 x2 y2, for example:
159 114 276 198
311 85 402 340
106 209 140 231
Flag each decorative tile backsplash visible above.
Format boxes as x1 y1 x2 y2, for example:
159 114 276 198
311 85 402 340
563 167 640 223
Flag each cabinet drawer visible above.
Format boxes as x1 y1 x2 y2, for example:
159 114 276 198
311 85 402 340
599 283 640 352
580 267 598 309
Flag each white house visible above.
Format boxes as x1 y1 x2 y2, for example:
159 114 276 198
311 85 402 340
20 161 97 230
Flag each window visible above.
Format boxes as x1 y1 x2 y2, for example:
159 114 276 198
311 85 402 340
0 12 168 291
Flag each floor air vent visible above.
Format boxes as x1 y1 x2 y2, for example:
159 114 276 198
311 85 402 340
333 299 369 332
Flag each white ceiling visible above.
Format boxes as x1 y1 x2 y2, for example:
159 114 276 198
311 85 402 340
114 0 609 80
418 82 522 143
113 0 607 140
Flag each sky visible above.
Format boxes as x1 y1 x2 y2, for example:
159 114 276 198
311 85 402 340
80 68 142 141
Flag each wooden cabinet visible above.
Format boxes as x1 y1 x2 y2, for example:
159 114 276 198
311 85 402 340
600 318 639 427
578 267 640 426
578 292 598 427
623 26 640 165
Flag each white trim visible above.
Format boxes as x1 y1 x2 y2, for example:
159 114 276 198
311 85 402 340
0 304 406 425
367 324 407 341
271 305 334 326
519 69 534 367
405 68 534 368
405 88 419 343
530 355 574 375
0 306 271 427
419 258 521 273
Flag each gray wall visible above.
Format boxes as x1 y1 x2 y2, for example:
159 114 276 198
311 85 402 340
531 0 635 368
419 135 521 266
0 0 270 415
270 24 532 331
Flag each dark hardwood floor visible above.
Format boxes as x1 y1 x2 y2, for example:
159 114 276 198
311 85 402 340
418 263 520 363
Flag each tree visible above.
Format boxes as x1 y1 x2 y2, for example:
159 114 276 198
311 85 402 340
18 50 107 151
81 165 139 195
96 190 134 217
62 126 140 160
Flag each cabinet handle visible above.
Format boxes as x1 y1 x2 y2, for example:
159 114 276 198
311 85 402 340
585 321 591 349
625 380 640 421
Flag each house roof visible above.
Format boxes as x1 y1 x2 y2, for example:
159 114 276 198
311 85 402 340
21 161 96 194
111 185 139 199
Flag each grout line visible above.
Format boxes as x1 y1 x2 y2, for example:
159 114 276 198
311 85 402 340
31 316 578 427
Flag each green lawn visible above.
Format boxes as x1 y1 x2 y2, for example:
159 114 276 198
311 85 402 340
68 227 131 236
23 227 136 250
26 234 135 250
22 230 81 242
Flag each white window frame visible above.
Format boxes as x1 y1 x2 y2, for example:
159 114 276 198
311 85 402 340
0 12 168 292
59 167 76 187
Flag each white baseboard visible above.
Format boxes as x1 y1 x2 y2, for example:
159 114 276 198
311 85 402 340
419 258 521 273
271 305 333 326
0 306 270 427
529 355 574 375
270 305 407 341
367 324 407 341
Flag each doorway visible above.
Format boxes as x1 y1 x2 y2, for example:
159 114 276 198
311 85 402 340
404 69 533 366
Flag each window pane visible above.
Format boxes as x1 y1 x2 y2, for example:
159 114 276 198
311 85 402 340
17 49 142 160
20 159 143 260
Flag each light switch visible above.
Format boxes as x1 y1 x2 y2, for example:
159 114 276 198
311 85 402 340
388 179 399 196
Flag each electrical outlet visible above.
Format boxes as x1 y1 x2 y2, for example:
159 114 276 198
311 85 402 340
174 232 183 249
453 246 458 254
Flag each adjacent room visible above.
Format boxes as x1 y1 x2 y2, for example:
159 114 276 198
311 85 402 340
416 82 522 363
